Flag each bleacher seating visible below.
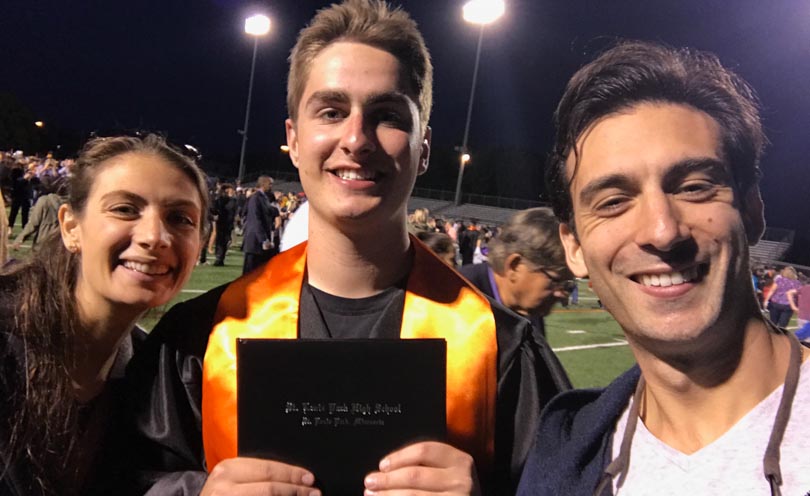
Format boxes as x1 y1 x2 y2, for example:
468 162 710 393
429 204 521 225
407 197 452 213
750 239 791 263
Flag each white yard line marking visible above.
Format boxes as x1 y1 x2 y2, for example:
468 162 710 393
181 289 207 293
552 340 628 352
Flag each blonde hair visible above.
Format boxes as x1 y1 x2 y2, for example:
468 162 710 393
287 0 433 134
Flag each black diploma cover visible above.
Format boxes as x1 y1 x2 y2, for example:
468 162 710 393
237 338 447 494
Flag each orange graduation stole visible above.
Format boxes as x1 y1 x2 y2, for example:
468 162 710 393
201 237 497 473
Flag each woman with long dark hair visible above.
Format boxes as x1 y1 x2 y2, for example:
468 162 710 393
0 134 209 495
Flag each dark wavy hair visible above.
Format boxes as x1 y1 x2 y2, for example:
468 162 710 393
547 40 765 230
0 134 209 494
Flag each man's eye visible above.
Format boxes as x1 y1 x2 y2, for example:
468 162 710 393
593 196 630 215
317 108 344 121
374 109 411 130
678 181 718 199
378 110 403 122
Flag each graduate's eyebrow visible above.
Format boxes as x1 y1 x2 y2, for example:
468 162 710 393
365 91 412 108
303 90 413 110
304 90 349 110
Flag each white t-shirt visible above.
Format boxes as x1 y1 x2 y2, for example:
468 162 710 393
279 201 308 252
612 358 810 495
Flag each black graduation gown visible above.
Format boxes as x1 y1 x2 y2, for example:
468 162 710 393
126 283 571 495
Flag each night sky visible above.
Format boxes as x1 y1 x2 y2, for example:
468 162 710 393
2 0 809 244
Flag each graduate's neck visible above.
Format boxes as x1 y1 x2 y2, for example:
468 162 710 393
306 216 411 299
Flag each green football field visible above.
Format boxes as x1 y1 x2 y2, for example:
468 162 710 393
9 215 795 390
144 245 801 389
140 245 638 389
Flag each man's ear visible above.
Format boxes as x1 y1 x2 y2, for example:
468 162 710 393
417 126 431 175
285 118 300 169
504 253 522 282
559 223 588 278
741 185 765 245
58 204 80 252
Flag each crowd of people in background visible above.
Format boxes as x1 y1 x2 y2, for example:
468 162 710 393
407 207 496 268
4 147 809 337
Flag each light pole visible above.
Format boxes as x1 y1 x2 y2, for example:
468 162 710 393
237 14 271 184
453 0 505 206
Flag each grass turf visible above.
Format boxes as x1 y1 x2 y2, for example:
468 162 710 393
8 214 791 390
144 258 637 388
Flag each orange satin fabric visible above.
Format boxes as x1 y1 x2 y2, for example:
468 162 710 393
201 237 497 472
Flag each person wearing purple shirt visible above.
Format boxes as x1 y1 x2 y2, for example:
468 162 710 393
764 266 802 327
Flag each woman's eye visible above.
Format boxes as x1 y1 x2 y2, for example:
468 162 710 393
169 211 197 228
110 204 139 216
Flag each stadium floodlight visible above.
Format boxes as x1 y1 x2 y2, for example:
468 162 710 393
245 14 271 36
462 0 505 25
237 14 271 183
454 0 505 205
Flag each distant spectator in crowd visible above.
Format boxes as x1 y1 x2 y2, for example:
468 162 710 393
752 266 765 307
787 276 810 341
460 208 573 338
233 187 247 235
764 266 802 327
407 207 430 234
458 219 480 265
0 134 208 495
241 175 280 274
212 183 238 266
279 200 309 252
12 176 67 251
416 231 457 267
473 225 491 264
8 167 32 230
198 178 219 265
0 187 7 266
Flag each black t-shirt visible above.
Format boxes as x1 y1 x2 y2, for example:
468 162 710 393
302 283 404 339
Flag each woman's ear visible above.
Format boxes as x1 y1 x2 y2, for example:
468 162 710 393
58 204 81 253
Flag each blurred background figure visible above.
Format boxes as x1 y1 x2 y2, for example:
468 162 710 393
416 231 457 267
460 208 574 338
787 274 810 341
7 167 32 232
279 200 309 252
764 265 802 327
12 176 67 252
407 207 430 234
212 183 237 266
241 175 280 274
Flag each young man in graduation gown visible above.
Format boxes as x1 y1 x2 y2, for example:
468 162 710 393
517 41 810 495
127 1 570 495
